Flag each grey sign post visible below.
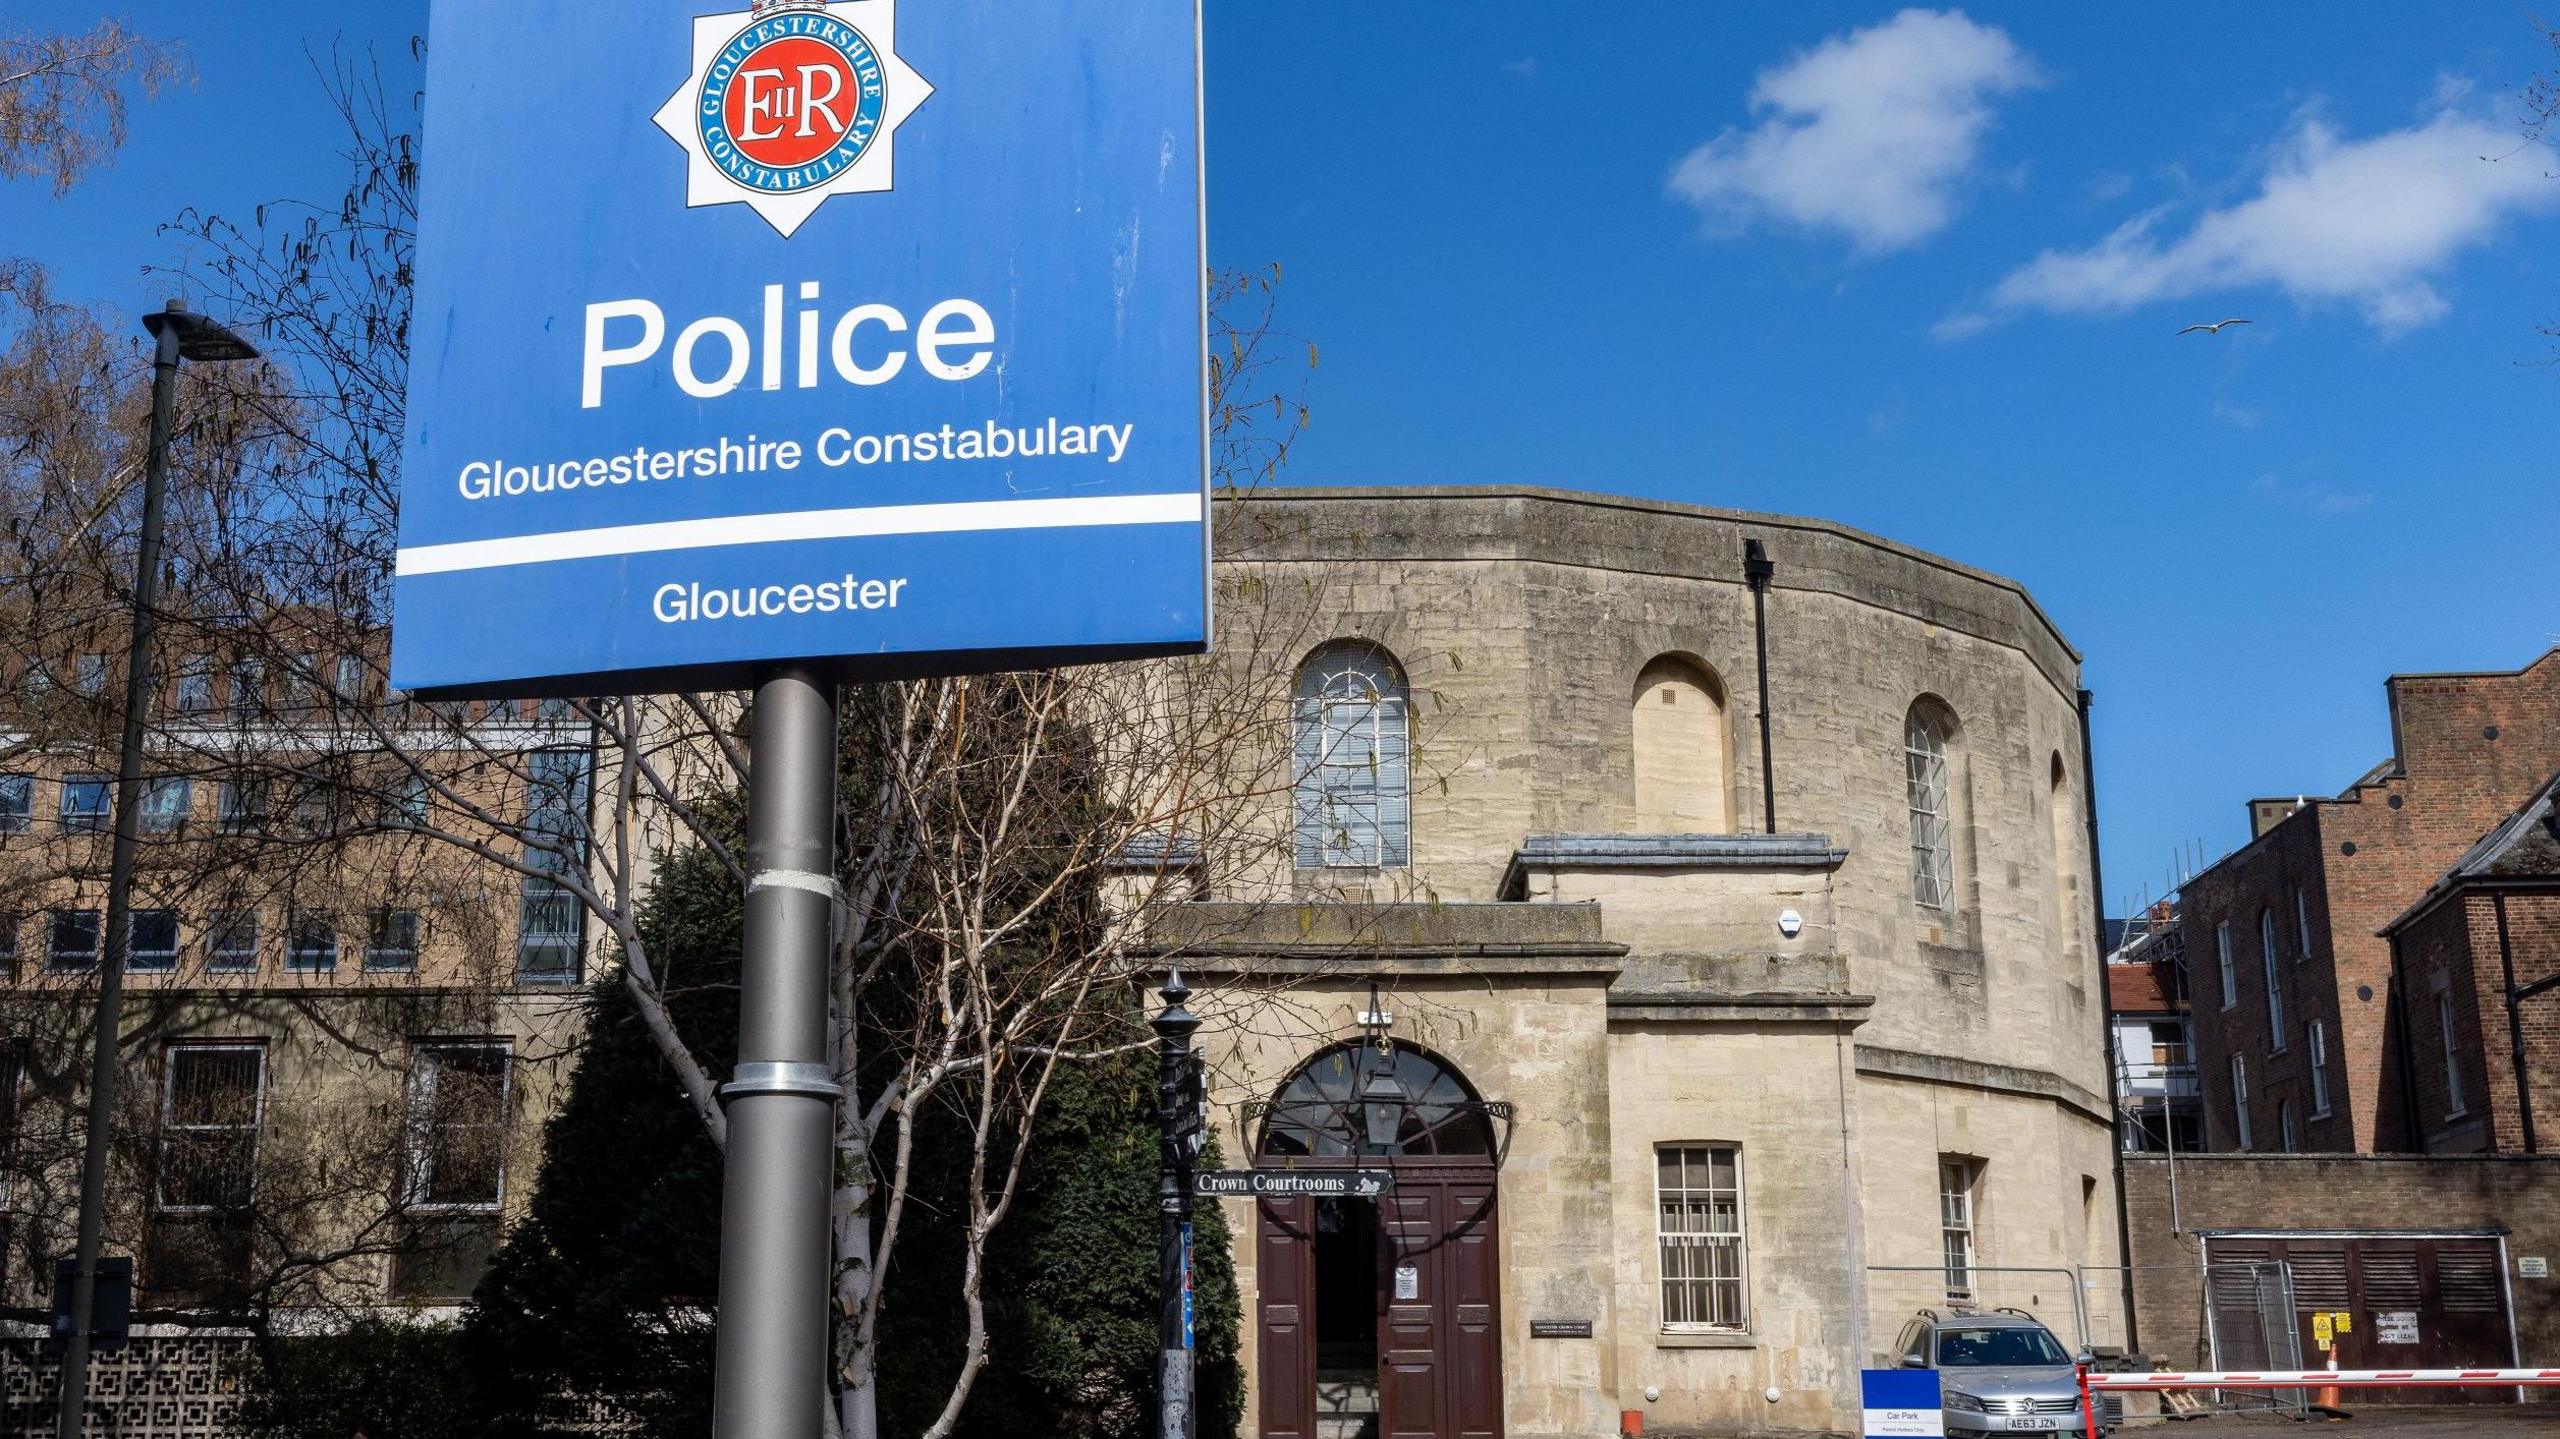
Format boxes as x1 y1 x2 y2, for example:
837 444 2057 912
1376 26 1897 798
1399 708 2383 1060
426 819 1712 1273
710 667 842 1439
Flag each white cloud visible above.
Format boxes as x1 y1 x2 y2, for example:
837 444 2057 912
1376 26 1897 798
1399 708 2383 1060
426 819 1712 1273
2211 401 2263 431
1963 103 2558 336
2083 171 2135 206
1668 9 2044 255
2251 472 2374 516
1928 310 1994 342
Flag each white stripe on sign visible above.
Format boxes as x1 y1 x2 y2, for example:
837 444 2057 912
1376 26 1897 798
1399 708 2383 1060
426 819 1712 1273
1859 1405 1940 1436
395 491 1206 577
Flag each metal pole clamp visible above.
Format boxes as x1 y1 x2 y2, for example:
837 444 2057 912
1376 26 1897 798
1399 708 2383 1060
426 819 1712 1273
721 1062 845 1102
748 867 850 944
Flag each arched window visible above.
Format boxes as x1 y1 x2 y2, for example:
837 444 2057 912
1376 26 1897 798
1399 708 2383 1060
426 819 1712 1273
1293 642 1410 869
1260 1042 1495 1159
1906 700 1961 912
1632 655 1734 834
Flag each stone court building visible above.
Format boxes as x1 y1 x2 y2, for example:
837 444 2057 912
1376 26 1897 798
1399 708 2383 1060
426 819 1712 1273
1173 488 2122 1439
0 484 2119 1437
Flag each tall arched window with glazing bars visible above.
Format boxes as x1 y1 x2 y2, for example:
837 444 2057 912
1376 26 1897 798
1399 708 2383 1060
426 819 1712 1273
1292 642 1410 869
1905 702 1957 912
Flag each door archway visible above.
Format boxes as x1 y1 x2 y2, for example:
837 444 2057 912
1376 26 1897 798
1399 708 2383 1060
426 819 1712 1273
1258 1041 1500 1161
1253 1042 1504 1439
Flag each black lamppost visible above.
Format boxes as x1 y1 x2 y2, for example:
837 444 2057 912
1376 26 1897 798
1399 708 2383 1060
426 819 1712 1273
1151 973 1204 1439
55 301 258 1439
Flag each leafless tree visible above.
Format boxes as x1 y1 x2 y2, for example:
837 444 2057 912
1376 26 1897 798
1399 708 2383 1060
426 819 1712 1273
0 294 529 1365
0 47 1399 1439
0 60 554 1390
0 29 1500 1439
0 17 188 197
2516 23 2560 362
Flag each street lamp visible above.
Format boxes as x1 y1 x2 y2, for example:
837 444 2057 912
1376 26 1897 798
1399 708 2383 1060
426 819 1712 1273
1355 980 1401 1152
55 300 258 1439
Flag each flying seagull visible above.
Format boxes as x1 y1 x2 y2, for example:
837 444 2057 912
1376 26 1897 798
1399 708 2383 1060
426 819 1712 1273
2176 318 2252 336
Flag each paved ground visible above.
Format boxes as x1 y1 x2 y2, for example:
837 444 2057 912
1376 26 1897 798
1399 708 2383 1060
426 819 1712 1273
2156 1406 2560 1436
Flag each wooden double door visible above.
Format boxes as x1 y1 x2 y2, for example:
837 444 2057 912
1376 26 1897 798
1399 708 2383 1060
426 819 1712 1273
1257 1168 1503 1439
2208 1235 2516 1405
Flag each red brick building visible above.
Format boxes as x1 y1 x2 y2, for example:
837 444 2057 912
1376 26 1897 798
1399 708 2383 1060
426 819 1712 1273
2381 772 2560 1154
2181 649 2560 1154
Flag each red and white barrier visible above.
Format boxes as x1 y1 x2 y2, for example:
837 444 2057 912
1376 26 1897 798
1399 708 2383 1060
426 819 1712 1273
2069 1367 2560 1431
2081 1368 2560 1389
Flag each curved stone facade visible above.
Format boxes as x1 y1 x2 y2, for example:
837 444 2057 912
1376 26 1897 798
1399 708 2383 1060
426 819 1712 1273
1185 487 2122 1438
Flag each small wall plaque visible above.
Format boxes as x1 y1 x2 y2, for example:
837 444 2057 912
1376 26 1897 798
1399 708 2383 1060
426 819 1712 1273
1531 1319 1594 1339
2522 1257 2550 1280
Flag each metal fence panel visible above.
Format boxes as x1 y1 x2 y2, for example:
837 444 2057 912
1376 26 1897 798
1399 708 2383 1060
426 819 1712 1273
2201 1260 2308 1416
1864 1265 2092 1356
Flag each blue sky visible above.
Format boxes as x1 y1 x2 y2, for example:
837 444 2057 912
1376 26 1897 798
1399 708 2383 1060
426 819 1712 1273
9 3 2559 914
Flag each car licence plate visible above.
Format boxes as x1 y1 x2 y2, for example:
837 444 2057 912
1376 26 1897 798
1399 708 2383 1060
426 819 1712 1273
2002 1420 2059 1432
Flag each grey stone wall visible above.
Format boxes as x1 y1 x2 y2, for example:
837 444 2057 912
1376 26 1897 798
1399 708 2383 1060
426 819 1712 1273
1221 487 2104 1097
1197 487 2118 1436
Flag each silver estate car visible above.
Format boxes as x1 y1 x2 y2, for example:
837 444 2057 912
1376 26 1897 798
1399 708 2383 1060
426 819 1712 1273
1891 1309 2106 1437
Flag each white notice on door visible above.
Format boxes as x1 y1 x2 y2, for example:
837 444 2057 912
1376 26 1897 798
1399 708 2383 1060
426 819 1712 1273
1394 1266 1419 1300
2375 1311 2421 1345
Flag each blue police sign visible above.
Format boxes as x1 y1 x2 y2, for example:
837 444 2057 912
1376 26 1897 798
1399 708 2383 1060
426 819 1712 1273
391 0 1209 695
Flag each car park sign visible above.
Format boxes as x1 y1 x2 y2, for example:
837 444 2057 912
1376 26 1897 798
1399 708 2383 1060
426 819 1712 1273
1860 1369 1942 1438
391 0 1210 696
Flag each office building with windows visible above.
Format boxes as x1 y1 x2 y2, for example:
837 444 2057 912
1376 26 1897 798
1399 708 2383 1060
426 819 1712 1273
0 635 595 1404
2121 676 2560 1394
2178 648 2560 1155
1170 488 2122 1439
2379 767 2560 1154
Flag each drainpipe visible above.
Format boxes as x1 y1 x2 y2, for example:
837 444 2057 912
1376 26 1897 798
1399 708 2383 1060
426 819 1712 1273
1744 539 1777 835
2080 689 2141 1355
2495 894 2539 1154
1834 1019 1868 1389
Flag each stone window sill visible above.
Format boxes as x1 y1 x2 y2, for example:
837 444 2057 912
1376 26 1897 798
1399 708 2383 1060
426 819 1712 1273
1656 1329 1757 1350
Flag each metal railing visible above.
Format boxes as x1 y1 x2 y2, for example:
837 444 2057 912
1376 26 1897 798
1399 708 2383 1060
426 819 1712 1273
2117 1059 2200 1099
1865 1266 2096 1354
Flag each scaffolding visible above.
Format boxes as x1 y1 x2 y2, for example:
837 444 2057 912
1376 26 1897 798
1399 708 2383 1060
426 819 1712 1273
2109 898 2204 1162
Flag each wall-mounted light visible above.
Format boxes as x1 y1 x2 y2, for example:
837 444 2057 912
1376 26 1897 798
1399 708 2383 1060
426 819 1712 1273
1361 1064 1407 1152
1354 978 1405 1152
